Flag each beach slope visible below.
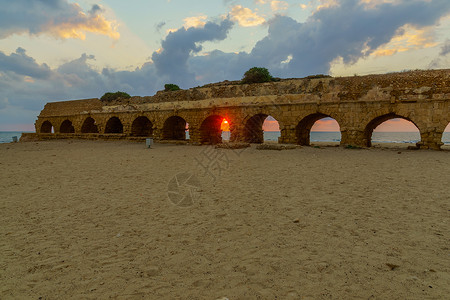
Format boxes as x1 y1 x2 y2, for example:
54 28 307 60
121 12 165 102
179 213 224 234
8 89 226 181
1 141 449 299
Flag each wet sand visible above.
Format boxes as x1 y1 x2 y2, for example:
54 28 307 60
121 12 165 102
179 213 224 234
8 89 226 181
1 140 449 299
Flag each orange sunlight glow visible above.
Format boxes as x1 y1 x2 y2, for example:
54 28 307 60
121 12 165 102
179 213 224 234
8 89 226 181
47 7 120 40
445 123 450 132
221 119 230 131
262 120 280 132
311 119 340 132
219 117 428 133
374 118 419 132
371 25 436 57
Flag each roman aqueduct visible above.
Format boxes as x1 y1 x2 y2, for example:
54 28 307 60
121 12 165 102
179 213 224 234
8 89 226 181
29 69 450 149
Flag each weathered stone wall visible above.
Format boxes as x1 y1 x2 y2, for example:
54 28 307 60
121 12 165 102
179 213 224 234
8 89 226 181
38 98 103 117
32 69 450 149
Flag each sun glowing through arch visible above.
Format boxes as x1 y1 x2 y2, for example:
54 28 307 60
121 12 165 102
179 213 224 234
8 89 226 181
221 119 230 131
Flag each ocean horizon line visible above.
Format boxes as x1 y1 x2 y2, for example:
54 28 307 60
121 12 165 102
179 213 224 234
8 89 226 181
1 131 449 145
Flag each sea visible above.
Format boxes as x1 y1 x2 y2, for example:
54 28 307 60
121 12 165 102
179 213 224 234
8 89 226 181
0 132 29 144
1 131 449 145
223 131 450 145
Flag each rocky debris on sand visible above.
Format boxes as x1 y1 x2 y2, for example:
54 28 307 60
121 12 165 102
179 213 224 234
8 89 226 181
256 144 298 150
215 142 251 149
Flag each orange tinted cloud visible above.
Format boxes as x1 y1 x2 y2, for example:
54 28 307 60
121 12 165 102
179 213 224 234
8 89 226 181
230 5 266 27
372 25 436 57
315 0 339 12
183 15 208 28
271 1 289 12
48 12 120 40
0 2 120 41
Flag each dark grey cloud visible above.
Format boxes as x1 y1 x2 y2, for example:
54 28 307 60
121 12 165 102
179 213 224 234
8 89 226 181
0 0 115 39
0 47 51 79
188 50 251 83
188 0 450 81
428 39 450 68
90 4 102 15
0 50 163 114
246 0 450 77
155 21 166 32
163 0 450 83
151 18 234 87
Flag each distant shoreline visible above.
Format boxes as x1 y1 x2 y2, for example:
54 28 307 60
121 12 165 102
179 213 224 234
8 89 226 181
1 131 450 145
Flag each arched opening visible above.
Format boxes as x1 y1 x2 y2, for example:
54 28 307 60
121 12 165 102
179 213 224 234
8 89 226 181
105 117 123 134
60 120 75 133
244 114 280 143
441 123 450 146
365 114 420 147
296 113 340 146
310 117 341 145
40 121 54 133
200 115 224 144
131 116 153 137
263 116 280 142
81 117 98 133
163 116 188 140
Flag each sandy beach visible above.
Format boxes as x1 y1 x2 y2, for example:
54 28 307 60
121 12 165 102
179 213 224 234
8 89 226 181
1 140 449 299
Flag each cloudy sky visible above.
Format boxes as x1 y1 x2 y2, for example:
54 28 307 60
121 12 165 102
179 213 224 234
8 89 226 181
1 0 450 131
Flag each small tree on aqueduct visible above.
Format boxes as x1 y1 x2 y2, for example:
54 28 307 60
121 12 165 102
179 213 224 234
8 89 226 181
100 91 131 102
164 84 181 91
241 67 274 84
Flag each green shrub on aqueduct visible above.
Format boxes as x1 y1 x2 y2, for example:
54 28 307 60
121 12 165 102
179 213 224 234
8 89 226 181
241 67 275 84
100 91 131 102
164 84 181 91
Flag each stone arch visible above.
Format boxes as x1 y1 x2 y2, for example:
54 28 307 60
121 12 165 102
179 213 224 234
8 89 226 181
243 113 281 143
60 119 75 133
81 117 98 133
105 116 123 134
162 116 188 140
40 121 54 133
364 113 420 147
199 114 224 144
441 122 450 146
296 113 340 146
131 116 153 137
